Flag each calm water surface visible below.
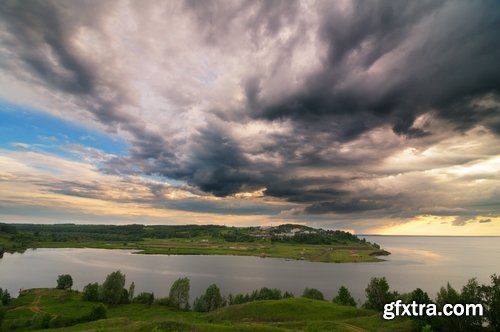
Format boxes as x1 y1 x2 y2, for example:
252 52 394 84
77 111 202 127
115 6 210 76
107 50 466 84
1 236 499 302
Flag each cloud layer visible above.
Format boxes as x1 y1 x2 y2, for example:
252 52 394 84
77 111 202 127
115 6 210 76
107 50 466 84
0 0 499 233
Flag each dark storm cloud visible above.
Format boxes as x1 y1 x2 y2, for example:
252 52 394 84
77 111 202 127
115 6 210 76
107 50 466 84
0 1 93 94
112 122 265 197
2 0 499 223
257 1 500 138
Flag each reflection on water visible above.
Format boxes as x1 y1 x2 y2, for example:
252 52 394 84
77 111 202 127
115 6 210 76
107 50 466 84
0 236 499 302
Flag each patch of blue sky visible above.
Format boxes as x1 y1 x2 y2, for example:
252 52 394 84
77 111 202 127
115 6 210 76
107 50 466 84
142 174 187 187
195 69 219 84
0 100 128 158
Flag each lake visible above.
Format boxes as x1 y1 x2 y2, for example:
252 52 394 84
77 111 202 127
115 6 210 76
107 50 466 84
1 236 499 303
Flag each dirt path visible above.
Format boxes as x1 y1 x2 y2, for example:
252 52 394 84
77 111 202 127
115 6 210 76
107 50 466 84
10 290 44 313
339 323 369 332
30 292 42 313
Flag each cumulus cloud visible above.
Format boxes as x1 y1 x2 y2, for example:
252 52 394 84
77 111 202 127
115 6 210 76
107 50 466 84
0 0 499 232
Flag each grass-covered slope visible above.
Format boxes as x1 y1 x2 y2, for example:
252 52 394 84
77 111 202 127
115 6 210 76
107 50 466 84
2 288 411 332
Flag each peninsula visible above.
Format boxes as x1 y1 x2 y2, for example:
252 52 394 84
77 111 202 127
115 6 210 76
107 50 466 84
0 223 389 263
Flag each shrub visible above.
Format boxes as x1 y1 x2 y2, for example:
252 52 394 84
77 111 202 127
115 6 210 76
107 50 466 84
333 286 356 307
87 303 107 321
134 292 155 305
302 288 325 301
155 297 172 306
30 312 52 329
83 282 99 302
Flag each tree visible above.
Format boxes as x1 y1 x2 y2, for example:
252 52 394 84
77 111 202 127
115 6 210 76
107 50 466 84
333 286 356 307
408 288 431 305
169 277 190 310
56 274 73 290
194 284 224 312
0 288 11 305
229 293 250 305
128 282 135 302
407 288 433 331
255 287 282 300
100 271 126 305
435 283 462 331
203 284 224 311
364 277 394 311
120 288 130 304
484 274 500 331
460 279 485 330
83 282 99 302
302 288 324 301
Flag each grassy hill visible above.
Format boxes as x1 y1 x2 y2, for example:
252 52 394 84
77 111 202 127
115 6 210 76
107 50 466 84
1 288 412 332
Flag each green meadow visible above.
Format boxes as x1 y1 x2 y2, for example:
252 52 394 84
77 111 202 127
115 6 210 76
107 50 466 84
1 289 411 332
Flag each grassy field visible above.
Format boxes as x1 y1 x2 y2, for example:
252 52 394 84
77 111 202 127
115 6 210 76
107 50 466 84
1 288 412 332
27 237 386 263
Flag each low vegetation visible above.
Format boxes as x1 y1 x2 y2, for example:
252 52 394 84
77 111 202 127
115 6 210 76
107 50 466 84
1 271 499 331
1 289 408 332
0 223 389 263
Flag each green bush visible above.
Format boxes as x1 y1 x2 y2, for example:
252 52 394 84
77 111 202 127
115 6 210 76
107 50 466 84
83 282 100 301
30 312 53 329
156 297 172 306
87 303 107 321
302 288 325 301
134 292 155 305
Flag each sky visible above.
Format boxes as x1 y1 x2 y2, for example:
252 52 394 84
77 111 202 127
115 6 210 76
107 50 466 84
0 0 499 235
